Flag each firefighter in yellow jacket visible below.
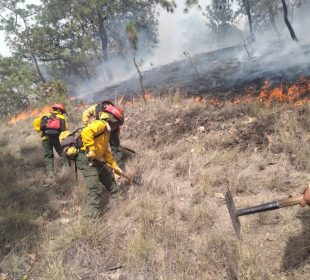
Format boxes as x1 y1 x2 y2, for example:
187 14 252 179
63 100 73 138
33 103 68 172
82 101 123 163
77 104 124 218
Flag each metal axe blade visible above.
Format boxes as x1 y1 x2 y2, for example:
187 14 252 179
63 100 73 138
225 188 241 239
225 188 303 239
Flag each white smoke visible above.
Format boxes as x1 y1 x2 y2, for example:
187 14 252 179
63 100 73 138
240 1 310 69
75 0 310 101
143 0 212 67
74 56 134 100
75 0 216 100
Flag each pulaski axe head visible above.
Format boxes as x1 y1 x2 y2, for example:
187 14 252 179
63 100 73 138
225 188 304 239
225 188 241 238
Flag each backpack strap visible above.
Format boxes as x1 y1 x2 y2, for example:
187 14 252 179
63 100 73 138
74 131 82 140
95 103 102 120
93 130 106 139
67 157 78 182
74 160 78 182
70 134 79 182
39 114 49 133
93 121 109 139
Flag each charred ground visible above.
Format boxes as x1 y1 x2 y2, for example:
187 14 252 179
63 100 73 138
89 44 310 102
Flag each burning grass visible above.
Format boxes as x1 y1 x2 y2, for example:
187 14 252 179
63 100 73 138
0 93 310 279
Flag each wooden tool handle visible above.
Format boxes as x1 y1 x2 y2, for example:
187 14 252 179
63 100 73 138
236 195 303 217
117 171 132 182
120 145 136 154
278 195 303 208
105 163 132 182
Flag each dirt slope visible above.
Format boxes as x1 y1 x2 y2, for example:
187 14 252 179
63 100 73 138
0 94 309 279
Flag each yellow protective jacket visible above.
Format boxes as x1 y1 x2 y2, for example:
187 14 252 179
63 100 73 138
81 119 119 169
82 104 121 147
33 111 68 140
82 105 97 126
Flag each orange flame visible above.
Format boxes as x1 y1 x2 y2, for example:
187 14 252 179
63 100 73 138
189 77 310 107
9 105 51 125
120 79 310 108
11 78 308 125
120 78 310 108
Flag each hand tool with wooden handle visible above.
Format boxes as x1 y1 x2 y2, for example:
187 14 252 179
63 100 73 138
105 163 132 182
120 145 136 154
225 188 303 238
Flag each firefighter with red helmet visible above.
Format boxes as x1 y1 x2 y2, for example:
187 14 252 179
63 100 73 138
82 100 124 163
82 100 115 126
33 103 68 176
77 104 124 218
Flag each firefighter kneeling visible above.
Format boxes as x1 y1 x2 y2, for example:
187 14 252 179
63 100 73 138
76 105 124 218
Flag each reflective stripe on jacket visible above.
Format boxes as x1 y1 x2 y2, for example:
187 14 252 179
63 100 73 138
33 111 68 140
81 119 119 169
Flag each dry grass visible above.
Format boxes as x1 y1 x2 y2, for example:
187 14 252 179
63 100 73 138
0 94 309 279
271 105 310 172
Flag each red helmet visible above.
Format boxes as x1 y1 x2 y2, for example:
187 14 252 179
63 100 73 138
101 100 115 110
103 104 124 125
51 103 66 113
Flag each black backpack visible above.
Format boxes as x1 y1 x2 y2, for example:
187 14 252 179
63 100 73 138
60 128 83 154
60 128 83 181
60 125 107 159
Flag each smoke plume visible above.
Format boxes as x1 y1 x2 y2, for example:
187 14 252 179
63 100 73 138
75 0 310 102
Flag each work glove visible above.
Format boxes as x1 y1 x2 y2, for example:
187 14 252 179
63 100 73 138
113 166 122 175
113 167 123 186
300 185 310 207
87 150 96 160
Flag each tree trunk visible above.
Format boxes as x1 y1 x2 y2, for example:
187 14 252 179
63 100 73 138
133 51 147 104
17 16 46 83
97 13 108 61
97 11 113 80
243 0 255 41
280 0 298 41
31 53 46 83
268 6 280 38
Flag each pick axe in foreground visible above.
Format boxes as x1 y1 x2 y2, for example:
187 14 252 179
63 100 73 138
225 188 303 238
104 163 142 186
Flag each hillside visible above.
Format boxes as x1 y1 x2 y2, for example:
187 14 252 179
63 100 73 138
0 94 310 280
87 44 310 102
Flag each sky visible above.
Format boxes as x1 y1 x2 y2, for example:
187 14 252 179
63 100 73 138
0 33 11 56
0 0 42 56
